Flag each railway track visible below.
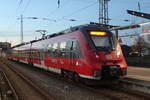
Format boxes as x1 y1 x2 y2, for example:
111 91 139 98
1 59 150 100
0 69 19 100
19 62 150 100
0 59 55 100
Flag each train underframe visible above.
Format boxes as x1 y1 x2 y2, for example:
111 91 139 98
9 57 127 85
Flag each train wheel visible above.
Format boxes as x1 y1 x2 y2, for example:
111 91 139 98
73 73 80 82
61 69 67 78
61 69 65 77
28 62 33 67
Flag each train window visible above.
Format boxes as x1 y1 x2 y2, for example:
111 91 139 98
53 43 58 50
59 40 82 58
72 41 80 50
72 40 82 58
59 42 66 58
58 41 72 58
52 43 59 57
34 51 39 60
111 34 117 50
64 41 72 58
48 44 52 50
60 42 66 50
26 51 30 58
92 36 110 47
37 52 39 60
42 44 48 52
46 43 53 57
66 41 72 50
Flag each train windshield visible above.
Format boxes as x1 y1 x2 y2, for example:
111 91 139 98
92 36 110 47
89 31 116 51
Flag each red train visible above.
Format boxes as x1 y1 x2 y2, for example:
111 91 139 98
9 24 127 82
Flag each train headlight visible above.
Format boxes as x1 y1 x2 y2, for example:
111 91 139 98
117 51 121 57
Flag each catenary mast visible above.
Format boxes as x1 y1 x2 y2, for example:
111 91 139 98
99 0 110 25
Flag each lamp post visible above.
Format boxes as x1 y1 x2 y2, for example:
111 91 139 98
18 15 56 43
18 14 38 43
20 14 23 43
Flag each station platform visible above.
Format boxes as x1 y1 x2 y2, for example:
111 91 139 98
126 66 150 81
121 66 150 94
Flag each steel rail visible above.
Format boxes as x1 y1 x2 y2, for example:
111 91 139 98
32 64 150 100
1 60 54 100
6 60 150 100
1 71 20 100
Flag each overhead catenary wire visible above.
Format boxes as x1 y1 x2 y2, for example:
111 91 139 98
6 0 31 36
22 0 32 14
5 0 97 38
15 0 23 12
48 0 96 17
6 0 24 31
56 1 98 22
47 0 71 17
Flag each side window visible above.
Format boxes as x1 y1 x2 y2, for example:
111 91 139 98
65 41 72 58
66 40 72 50
46 43 59 57
59 40 72 58
48 43 52 51
36 51 41 60
46 43 53 57
60 42 66 50
59 42 66 58
53 43 58 50
72 40 82 58
42 44 48 52
52 43 58 57
73 41 80 50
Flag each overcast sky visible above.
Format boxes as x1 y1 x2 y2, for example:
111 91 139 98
0 0 150 46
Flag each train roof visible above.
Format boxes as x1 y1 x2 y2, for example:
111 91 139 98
12 23 110 48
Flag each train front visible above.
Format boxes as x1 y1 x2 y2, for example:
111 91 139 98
81 25 127 80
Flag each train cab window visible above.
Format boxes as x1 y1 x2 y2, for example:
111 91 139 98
91 35 113 51
111 34 117 50
92 36 110 47
89 31 117 51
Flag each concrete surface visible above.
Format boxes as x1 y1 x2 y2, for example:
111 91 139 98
127 66 150 81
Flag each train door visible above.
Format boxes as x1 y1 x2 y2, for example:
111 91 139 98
70 41 74 71
28 43 33 64
70 40 81 71
60 40 81 71
71 40 83 72
39 49 44 66
64 41 72 70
